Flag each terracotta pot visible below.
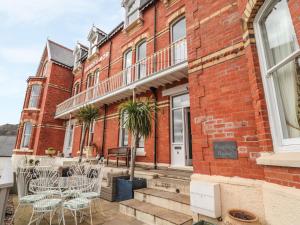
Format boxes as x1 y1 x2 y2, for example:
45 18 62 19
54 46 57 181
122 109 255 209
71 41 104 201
223 209 261 225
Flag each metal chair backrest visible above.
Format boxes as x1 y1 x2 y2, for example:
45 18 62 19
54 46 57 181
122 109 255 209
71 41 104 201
16 166 34 198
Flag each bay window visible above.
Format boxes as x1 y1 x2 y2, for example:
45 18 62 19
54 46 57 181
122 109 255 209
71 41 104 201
28 84 41 108
255 0 300 151
21 122 32 148
126 0 139 25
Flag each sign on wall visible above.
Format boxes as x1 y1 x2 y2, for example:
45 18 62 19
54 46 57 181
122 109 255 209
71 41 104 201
213 141 238 159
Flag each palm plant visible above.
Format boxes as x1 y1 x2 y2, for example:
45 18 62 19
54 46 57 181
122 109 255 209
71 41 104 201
119 99 157 181
76 104 99 162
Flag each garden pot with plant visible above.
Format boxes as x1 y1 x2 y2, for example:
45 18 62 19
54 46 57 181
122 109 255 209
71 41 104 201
223 209 261 225
75 105 99 163
45 147 56 157
116 98 157 201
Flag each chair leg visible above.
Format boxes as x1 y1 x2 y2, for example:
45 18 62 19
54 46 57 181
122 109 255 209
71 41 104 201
74 210 78 225
106 157 109 166
49 211 53 225
27 210 35 225
12 203 20 220
61 207 65 225
90 204 93 225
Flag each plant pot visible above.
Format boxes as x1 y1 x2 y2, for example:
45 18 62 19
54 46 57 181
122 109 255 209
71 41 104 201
223 209 261 225
45 149 56 156
116 177 146 201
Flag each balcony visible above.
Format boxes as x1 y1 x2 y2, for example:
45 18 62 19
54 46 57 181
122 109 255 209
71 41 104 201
55 38 188 119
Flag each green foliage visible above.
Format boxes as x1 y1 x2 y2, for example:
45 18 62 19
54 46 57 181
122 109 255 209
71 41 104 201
119 99 157 139
76 105 99 124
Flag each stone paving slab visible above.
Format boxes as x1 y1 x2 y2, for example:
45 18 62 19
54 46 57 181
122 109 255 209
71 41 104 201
12 195 146 225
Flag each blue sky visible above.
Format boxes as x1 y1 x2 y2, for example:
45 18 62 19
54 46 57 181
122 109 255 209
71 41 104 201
0 0 123 125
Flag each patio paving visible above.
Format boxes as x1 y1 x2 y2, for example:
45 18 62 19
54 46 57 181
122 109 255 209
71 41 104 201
11 195 145 225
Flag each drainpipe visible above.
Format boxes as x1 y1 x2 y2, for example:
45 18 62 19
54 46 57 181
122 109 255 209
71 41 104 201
150 0 158 169
150 87 158 169
100 104 107 157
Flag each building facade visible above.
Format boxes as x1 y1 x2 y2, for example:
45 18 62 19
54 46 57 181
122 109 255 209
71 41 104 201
15 0 300 224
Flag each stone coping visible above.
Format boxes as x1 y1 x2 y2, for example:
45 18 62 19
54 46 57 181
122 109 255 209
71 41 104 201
256 152 300 168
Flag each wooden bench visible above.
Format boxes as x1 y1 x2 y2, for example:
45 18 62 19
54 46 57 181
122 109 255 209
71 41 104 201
106 147 131 167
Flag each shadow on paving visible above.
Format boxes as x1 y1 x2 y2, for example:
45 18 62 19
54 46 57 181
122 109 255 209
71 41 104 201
11 195 145 225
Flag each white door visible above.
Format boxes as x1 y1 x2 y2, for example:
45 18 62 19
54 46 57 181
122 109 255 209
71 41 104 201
171 93 190 167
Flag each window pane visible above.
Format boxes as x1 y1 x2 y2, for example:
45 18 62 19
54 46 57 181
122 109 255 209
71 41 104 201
22 122 32 148
172 18 186 42
124 50 132 84
172 109 183 143
273 58 300 138
261 0 297 68
28 85 41 108
137 42 147 78
172 94 189 108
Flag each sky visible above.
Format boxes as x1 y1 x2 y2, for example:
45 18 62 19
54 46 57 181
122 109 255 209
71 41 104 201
0 0 123 125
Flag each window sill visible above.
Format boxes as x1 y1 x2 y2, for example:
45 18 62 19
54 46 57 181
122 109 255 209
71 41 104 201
256 152 300 168
24 108 40 111
13 149 33 153
123 17 143 34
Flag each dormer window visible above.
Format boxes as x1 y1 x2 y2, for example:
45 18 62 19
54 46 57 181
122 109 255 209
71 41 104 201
87 26 106 57
123 0 141 27
73 43 88 69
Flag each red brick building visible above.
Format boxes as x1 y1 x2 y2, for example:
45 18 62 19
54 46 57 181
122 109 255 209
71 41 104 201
14 0 300 224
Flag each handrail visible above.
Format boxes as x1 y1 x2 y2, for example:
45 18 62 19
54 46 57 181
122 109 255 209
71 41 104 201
56 38 187 116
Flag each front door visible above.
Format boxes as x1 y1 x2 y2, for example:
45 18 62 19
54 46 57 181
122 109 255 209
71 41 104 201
63 120 75 156
171 93 192 167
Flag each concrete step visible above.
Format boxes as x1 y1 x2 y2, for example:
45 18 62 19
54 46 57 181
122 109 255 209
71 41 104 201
120 199 193 225
147 177 190 195
135 188 192 216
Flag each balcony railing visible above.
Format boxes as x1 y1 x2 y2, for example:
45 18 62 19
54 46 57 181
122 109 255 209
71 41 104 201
56 38 187 117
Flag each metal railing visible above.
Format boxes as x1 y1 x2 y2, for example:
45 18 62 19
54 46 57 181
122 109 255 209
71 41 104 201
56 38 187 117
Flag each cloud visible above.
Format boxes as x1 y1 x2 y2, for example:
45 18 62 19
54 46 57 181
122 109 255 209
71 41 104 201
0 46 43 64
0 0 107 26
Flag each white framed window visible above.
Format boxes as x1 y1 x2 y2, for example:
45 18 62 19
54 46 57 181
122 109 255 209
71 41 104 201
171 17 187 65
126 0 140 26
73 82 80 96
21 122 32 148
136 40 147 79
86 74 94 89
119 112 129 147
90 36 98 56
28 84 42 108
254 0 300 151
124 49 133 84
88 119 96 146
94 70 100 85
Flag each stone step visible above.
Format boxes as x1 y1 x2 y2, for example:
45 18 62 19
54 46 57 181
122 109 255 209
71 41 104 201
120 199 193 225
135 188 192 216
147 177 190 195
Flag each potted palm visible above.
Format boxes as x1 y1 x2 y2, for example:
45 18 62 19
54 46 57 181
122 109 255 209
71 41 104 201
76 104 99 162
116 99 157 201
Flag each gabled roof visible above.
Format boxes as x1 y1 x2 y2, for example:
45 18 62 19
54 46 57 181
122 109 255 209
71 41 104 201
87 25 107 41
47 40 74 68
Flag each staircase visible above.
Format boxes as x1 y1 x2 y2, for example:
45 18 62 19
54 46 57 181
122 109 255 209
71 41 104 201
119 174 193 225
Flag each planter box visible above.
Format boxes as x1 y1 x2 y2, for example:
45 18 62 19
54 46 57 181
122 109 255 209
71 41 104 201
116 177 147 201
101 175 129 202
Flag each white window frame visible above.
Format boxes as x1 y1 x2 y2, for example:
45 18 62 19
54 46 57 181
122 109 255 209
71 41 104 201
119 112 129 147
136 40 147 79
171 16 187 65
73 82 80 96
254 0 300 152
28 84 42 109
89 36 98 56
125 0 140 26
21 122 32 149
123 49 133 84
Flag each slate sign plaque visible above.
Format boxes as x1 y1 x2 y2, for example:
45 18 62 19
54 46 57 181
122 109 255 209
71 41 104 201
213 141 238 159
